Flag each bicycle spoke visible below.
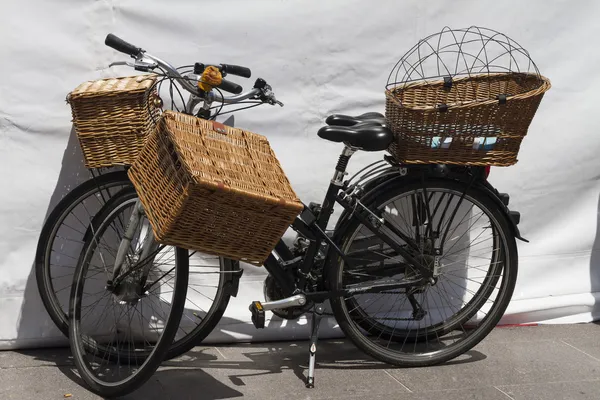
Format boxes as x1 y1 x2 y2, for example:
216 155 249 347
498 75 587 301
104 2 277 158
337 183 511 362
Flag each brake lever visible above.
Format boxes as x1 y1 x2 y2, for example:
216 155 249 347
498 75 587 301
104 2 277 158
267 93 283 107
108 60 158 71
259 83 284 107
109 61 135 68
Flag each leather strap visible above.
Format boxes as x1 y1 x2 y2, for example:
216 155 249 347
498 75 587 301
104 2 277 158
212 121 227 134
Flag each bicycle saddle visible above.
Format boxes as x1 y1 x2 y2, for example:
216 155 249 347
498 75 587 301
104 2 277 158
317 121 393 151
325 112 386 127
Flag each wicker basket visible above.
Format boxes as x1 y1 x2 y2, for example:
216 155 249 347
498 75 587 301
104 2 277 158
128 111 304 265
385 72 551 166
67 74 161 168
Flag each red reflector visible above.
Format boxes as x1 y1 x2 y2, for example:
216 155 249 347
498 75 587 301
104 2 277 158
484 165 491 178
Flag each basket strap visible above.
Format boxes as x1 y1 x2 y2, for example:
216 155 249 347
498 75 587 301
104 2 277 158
211 121 227 135
443 76 453 91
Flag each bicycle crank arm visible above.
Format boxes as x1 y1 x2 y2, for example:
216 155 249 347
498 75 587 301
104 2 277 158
249 294 307 329
260 294 307 311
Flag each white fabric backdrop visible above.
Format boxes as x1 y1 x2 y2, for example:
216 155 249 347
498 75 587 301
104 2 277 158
2 0 600 349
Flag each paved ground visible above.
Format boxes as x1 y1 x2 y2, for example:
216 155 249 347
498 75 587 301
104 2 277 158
1 324 600 399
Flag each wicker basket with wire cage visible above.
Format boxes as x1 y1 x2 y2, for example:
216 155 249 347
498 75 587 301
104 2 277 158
385 26 551 166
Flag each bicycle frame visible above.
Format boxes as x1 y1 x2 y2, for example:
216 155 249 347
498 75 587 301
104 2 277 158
261 145 435 302
104 73 506 303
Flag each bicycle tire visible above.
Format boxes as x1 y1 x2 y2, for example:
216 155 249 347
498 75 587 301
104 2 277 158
69 190 189 397
79 188 235 361
35 170 131 336
36 171 235 360
329 178 518 367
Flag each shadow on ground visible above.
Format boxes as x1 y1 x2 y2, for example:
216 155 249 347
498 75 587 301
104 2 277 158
16 338 487 400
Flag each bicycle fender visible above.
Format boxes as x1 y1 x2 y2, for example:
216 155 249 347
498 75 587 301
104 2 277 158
331 172 528 248
475 181 528 243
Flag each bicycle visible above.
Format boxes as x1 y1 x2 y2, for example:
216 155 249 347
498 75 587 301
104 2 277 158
35 56 265 362
34 148 242 363
69 33 525 397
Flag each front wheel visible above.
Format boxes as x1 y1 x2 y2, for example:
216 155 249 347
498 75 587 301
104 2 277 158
330 179 518 367
69 190 189 398
36 170 235 362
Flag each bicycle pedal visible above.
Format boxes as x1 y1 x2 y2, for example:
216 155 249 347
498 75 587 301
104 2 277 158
249 301 265 329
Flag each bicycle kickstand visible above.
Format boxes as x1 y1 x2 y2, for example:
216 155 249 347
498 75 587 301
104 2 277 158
306 304 325 388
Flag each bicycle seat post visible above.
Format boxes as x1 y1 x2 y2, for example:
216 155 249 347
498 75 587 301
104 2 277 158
306 303 325 388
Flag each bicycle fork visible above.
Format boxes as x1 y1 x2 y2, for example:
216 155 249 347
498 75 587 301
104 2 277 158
111 200 158 286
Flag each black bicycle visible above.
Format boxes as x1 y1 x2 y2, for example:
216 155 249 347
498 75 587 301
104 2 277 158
68 34 524 398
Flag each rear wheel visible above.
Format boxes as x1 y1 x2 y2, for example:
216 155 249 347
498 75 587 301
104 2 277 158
69 190 189 397
35 171 131 336
36 171 235 360
330 179 518 367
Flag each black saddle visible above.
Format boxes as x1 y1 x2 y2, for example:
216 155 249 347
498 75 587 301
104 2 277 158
318 121 393 152
325 112 386 127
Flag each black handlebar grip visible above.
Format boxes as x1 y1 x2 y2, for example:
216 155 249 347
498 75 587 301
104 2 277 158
105 33 142 57
221 64 252 78
218 79 243 94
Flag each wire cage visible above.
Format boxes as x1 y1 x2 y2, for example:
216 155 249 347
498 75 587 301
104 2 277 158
385 26 551 166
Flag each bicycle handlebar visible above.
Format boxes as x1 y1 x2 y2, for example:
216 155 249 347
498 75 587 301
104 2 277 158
221 64 251 78
104 33 274 106
208 87 261 103
105 34 142 57
217 79 243 94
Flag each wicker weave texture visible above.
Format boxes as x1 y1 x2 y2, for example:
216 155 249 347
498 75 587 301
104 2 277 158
385 73 551 166
128 111 304 265
67 75 160 168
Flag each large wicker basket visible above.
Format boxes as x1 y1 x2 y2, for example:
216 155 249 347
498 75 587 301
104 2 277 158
385 73 551 166
67 74 161 168
128 111 304 265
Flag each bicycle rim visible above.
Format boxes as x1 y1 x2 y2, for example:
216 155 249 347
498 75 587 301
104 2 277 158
69 194 189 396
36 170 131 334
331 180 517 365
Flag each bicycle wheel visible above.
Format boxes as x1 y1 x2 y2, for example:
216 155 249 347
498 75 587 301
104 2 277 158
35 170 131 335
36 171 235 359
329 178 518 367
80 188 235 360
69 189 189 397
